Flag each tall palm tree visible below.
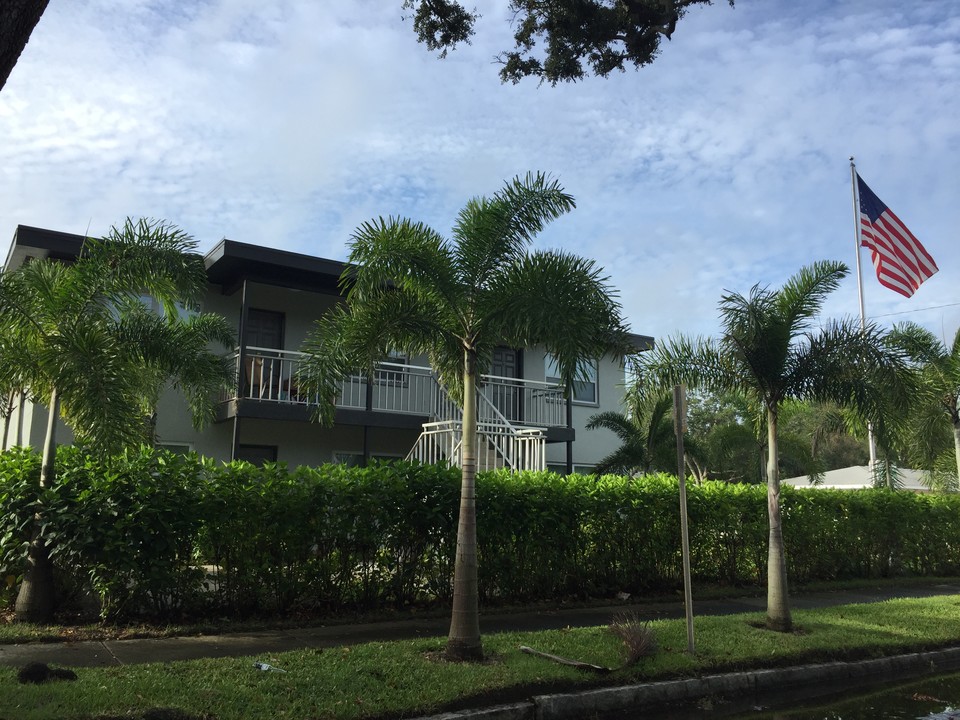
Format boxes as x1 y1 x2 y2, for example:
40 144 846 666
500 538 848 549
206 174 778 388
299 173 630 660
888 322 960 489
0 218 233 623
638 261 909 631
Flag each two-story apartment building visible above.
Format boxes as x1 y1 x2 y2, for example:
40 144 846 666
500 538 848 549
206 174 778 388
3 225 652 473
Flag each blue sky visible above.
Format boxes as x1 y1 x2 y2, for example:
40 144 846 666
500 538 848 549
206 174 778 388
1 0 957 344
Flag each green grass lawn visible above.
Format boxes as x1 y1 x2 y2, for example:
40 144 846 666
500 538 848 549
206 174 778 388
4 595 960 720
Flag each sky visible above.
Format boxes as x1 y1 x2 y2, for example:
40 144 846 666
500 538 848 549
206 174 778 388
1 0 957 345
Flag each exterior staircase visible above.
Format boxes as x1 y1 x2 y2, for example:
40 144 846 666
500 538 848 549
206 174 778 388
406 379 547 472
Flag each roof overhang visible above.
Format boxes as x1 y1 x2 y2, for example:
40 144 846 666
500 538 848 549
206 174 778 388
204 239 346 296
4 225 85 270
4 227 348 297
628 333 654 351
5 226 657 346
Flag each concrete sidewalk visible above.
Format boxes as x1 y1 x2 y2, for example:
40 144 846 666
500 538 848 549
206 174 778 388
2 583 958 669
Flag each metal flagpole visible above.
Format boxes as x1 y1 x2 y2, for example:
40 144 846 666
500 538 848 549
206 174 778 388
849 157 878 471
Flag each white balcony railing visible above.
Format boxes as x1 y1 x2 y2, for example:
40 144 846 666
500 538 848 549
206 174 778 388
477 373 566 428
226 347 567 428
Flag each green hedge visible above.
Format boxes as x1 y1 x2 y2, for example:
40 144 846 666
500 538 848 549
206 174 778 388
2 447 959 620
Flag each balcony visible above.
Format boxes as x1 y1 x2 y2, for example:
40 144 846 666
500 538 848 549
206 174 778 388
222 347 568 429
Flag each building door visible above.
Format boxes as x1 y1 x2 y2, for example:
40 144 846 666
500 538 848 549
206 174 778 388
489 347 521 422
243 309 285 399
246 309 284 350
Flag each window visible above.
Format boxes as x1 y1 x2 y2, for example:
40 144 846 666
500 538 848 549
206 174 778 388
371 453 403 463
156 443 193 456
333 452 363 467
236 444 278 466
545 354 598 404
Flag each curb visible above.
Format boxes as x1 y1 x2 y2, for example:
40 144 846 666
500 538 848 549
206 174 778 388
412 646 960 720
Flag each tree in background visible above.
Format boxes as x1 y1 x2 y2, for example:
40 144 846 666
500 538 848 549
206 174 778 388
586 382 691 477
0 218 234 622
403 0 734 84
888 322 960 491
777 399 869 482
638 261 910 631
299 173 630 660
685 390 764 483
0 0 49 92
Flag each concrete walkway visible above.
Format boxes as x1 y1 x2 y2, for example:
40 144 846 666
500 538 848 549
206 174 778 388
2 583 958 668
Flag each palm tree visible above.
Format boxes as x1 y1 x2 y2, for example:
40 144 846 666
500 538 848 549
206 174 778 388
0 218 233 623
299 173 630 660
586 384 686 477
638 261 909 631
888 322 960 490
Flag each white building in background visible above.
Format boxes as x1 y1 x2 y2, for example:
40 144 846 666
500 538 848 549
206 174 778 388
3 225 652 473
783 466 931 492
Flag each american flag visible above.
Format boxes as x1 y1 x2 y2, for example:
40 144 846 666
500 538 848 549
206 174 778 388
857 173 938 298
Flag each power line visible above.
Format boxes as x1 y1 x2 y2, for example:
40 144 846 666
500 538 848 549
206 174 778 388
869 301 960 320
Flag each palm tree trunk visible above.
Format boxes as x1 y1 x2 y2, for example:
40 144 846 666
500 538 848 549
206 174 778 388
14 388 59 623
1 390 13 449
447 347 483 661
765 405 792 632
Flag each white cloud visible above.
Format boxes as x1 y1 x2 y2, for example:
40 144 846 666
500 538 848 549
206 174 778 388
0 0 956 344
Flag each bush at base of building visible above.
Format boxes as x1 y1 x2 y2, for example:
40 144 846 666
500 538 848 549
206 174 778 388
1 447 958 621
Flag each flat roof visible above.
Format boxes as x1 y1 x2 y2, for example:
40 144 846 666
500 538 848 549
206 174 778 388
783 466 931 492
5 224 655 349
204 238 345 295
4 225 86 269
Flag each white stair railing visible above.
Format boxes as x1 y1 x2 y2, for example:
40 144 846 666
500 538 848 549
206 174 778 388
407 420 463 466
406 377 546 472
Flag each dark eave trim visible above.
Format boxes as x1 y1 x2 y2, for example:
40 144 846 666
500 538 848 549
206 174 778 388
5 225 85 269
4 226 656 350
204 238 349 295
628 333 655 351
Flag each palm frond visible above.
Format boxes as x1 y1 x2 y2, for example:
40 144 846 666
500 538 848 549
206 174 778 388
82 218 208 315
774 260 848 335
116 310 235 429
888 322 945 366
451 172 575 292
482 249 629 389
787 318 914 449
49 321 148 453
300 291 462 423
638 334 746 398
345 217 462 315
586 410 640 445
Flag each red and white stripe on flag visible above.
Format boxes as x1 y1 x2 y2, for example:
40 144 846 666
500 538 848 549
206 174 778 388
857 174 938 298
